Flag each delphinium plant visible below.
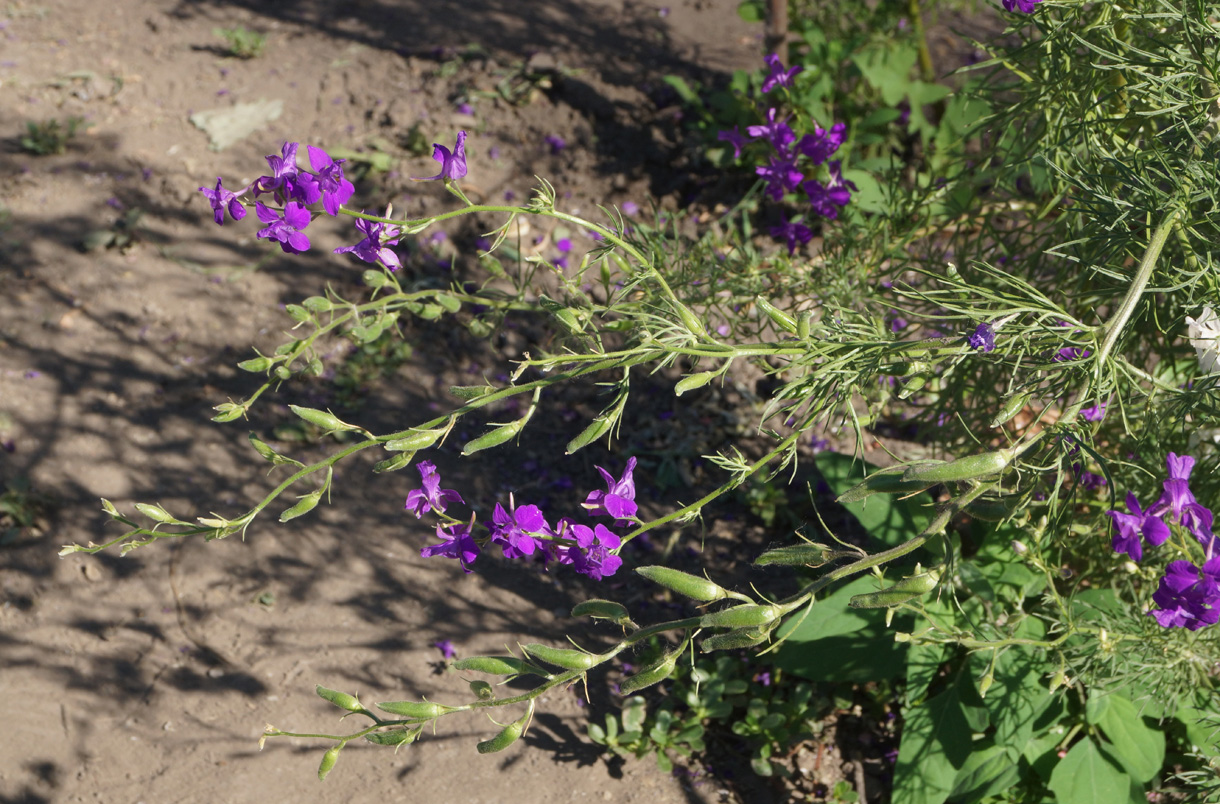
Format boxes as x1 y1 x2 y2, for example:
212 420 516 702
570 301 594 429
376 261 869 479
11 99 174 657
62 0 1220 801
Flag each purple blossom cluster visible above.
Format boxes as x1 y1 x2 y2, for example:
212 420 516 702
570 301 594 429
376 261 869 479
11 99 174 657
409 458 638 581
1108 453 1218 630
197 132 468 271
716 54 855 256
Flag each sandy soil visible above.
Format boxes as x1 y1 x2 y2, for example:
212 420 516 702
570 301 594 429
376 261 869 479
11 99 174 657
0 1 770 802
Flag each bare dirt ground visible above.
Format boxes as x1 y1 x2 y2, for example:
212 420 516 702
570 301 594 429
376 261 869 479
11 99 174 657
0 1 774 802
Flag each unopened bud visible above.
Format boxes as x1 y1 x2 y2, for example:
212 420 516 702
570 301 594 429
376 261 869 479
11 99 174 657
1011 540 1028 555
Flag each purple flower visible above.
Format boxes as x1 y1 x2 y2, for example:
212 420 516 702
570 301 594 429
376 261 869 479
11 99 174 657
891 316 909 333
717 126 749 160
795 123 846 166
968 323 996 352
405 460 465 518
761 53 803 94
256 142 317 203
770 221 813 256
254 201 312 253
747 108 796 154
1080 401 1107 422
561 523 623 580
583 456 638 521
804 161 856 219
1108 492 1171 562
621 201 640 216
487 500 550 559
421 522 480 573
1002 0 1041 12
307 146 355 216
199 177 247 225
544 134 566 154
556 237 573 253
334 213 402 270
756 155 805 201
1149 452 1215 544
415 131 468 182
1149 558 1220 630
754 671 772 686
433 639 457 659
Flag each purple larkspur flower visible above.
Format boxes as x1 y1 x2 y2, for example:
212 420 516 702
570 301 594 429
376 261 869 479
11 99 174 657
1080 401 1107 422
1149 453 1214 544
556 237 572 253
804 161 856 219
770 220 813 256
1108 492 1171 562
421 521 480 573
488 500 550 559
747 108 796 154
256 142 317 203
718 126 749 160
891 316 909 333
621 201 640 216
761 53 803 94
968 322 996 352
583 456 638 522
415 131 468 182
544 134 566 154
756 155 805 201
561 523 623 580
307 145 355 216
795 123 846 166
405 461 465 518
198 177 247 225
1149 557 1220 630
1002 0 1041 12
254 201 311 253
433 639 457 658
334 212 402 270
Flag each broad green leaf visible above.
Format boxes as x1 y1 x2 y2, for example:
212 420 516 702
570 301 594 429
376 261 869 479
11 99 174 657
892 674 974 804
1178 693 1220 758
1047 738 1128 804
972 649 1053 746
1093 694 1164 783
948 743 1020 804
905 641 947 706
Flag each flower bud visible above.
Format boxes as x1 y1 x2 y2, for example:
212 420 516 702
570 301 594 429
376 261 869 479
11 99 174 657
286 303 311 322
636 566 730 602
1011 540 1028 555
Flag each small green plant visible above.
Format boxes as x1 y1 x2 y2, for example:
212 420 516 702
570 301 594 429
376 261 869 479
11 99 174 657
20 117 84 155
0 475 51 547
214 26 266 59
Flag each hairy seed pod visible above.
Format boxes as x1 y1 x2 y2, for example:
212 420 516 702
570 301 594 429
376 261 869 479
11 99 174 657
754 296 798 334
618 652 678 695
286 304 311 323
302 296 334 313
700 622 777 652
450 656 536 676
836 468 937 503
385 429 443 452
315 685 365 712
571 599 633 625
675 371 718 396
754 543 833 567
469 680 495 700
675 303 708 339
566 415 613 455
317 746 340 781
901 448 1015 484
364 728 419 746
848 568 942 609
476 709 529 754
990 392 1032 428
522 643 599 671
449 384 496 400
288 405 358 432
797 311 813 340
237 355 273 373
279 490 321 523
373 452 414 473
700 604 780 629
434 293 462 313
636 566 730 602
376 700 449 719
135 503 177 523
462 421 523 456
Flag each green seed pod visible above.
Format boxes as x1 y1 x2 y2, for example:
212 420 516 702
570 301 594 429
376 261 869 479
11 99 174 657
522 643 599 671
571 599 633 625
135 503 178 523
618 652 678 695
901 448 1015 484
755 296 798 334
700 622 777 652
754 543 833 567
249 433 302 467
879 361 930 377
364 727 419 746
286 304 311 323
848 568 942 609
636 566 729 602
836 469 937 503
373 452 414 473
434 293 462 313
317 746 340 781
566 415 613 455
700 604 780 629
279 490 322 523
965 496 1019 522
212 402 246 423
302 296 334 313
237 355 273 373
675 303 708 339
675 371 717 397
385 429 443 452
897 373 931 400
288 405 359 433
450 384 496 400
376 700 450 719
363 269 388 288
476 707 530 754
416 303 444 321
315 685 365 713
990 392 1032 428
451 656 536 676
274 365 292 381
462 421 523 456
797 311 813 340
469 680 495 700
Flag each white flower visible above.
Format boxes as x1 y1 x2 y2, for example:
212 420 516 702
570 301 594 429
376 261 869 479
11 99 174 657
1185 305 1220 374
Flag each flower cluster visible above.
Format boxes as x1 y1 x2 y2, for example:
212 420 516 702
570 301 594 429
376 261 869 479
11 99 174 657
717 54 854 256
1108 453 1218 630
197 133 468 271
409 457 637 580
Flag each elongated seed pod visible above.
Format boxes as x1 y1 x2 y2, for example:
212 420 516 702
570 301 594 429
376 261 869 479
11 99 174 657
566 415 613 455
476 708 529 754
385 429 443 452
317 746 340 781
375 700 449 718
675 371 718 396
279 490 322 522
753 543 833 567
990 392 1032 428
700 604 780 629
302 295 334 313
238 355 273 373
901 448 1015 484
450 656 536 676
522 643 599 671
755 296 798 334
288 405 358 432
618 652 678 695
449 384 496 400
571 599 633 625
836 468 938 503
462 421 523 456
965 496 1020 522
636 566 729 602
848 568 942 609
315 686 364 712
364 728 419 746
700 621 778 652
